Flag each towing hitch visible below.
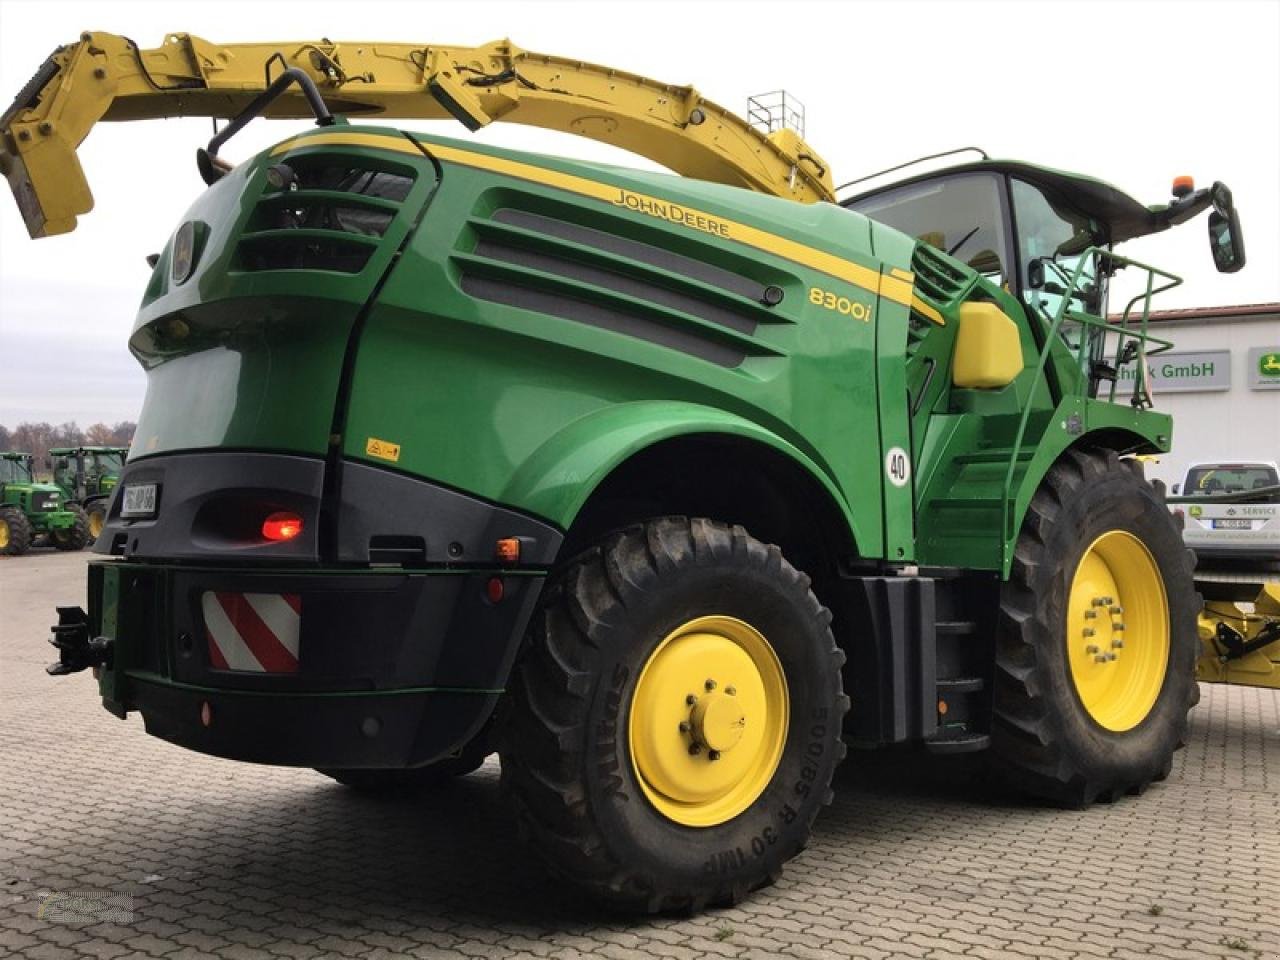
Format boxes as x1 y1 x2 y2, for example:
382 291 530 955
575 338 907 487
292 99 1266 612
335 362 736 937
47 606 112 676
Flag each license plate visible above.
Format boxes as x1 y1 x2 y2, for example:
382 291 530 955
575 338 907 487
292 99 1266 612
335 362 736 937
120 483 158 518
1213 518 1252 529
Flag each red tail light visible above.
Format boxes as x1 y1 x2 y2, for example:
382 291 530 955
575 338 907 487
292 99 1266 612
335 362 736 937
262 511 304 542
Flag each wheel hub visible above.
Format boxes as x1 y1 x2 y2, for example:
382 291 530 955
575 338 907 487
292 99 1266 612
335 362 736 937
1066 530 1169 732
628 615 788 827
689 689 746 754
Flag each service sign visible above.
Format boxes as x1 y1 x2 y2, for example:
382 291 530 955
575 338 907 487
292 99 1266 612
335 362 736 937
1248 347 1280 390
1116 350 1231 393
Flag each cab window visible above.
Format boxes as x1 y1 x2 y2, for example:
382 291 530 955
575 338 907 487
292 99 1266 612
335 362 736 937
849 173 1011 284
1011 179 1106 347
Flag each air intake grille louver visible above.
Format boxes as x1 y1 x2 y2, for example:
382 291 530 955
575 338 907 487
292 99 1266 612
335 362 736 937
236 161 415 275
32 492 60 512
911 243 968 304
454 206 791 369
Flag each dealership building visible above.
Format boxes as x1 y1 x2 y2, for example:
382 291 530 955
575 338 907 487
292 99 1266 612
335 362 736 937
1110 303 1280 490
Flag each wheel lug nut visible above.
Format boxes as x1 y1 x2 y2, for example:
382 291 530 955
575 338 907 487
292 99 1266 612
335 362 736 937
686 694 697 706
1092 597 1107 607
1114 623 1126 632
678 721 691 733
1112 640 1124 649
1086 645 1100 655
1094 654 1108 663
705 679 716 691
725 686 736 696
1083 627 1096 638
1107 652 1118 661
708 750 721 761
1110 606 1124 615
1084 609 1098 619
688 743 701 756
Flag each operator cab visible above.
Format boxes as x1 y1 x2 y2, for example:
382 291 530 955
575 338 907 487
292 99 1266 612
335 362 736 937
0 453 33 485
843 150 1245 319
842 156 1122 340
841 151 1246 396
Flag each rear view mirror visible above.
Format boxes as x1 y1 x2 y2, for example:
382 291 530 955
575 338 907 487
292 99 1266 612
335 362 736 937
1208 182 1245 273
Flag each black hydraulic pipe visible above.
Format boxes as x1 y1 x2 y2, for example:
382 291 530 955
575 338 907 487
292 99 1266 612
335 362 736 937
197 66 334 185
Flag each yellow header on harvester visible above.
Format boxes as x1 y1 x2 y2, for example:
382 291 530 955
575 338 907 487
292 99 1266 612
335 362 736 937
0 32 836 238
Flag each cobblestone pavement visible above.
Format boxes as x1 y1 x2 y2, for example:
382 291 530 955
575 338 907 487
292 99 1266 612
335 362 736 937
3 551 1278 960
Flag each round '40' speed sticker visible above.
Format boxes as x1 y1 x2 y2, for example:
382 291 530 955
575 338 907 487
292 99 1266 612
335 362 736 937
885 447 911 488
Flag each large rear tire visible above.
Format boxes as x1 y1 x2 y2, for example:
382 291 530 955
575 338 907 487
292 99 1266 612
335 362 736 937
500 517 847 912
51 505 91 551
0 506 32 556
991 448 1199 806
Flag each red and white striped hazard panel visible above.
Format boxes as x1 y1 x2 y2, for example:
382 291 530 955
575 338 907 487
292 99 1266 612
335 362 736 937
202 591 301 673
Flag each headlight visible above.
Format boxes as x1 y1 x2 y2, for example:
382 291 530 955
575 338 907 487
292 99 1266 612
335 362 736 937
171 221 199 285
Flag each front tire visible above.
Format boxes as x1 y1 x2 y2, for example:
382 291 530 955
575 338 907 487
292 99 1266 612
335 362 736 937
500 517 847 912
51 505 90 551
0 506 32 556
83 499 108 544
991 448 1199 806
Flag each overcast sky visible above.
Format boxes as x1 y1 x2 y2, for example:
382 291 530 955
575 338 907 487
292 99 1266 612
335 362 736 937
0 0 1277 427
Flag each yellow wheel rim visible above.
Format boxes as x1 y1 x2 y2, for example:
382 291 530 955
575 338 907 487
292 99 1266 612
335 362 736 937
1066 531 1169 732
0 522 8 550
628 615 788 827
88 511 104 539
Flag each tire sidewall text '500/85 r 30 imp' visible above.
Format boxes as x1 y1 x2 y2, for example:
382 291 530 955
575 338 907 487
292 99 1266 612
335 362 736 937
500 517 848 913
992 448 1200 807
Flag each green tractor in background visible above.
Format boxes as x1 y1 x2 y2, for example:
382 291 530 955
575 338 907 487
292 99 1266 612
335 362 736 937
48 446 128 543
0 452 90 555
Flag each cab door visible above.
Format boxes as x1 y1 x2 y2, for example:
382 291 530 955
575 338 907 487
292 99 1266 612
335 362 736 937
849 173 1016 465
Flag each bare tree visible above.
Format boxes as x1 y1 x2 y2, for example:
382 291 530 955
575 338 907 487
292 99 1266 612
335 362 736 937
109 421 137 446
85 422 115 445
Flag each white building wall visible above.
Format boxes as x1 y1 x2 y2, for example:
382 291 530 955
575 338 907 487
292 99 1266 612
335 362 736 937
1137 315 1280 490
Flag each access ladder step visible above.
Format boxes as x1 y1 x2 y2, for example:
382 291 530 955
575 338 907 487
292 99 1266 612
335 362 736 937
936 677 984 694
923 731 991 754
952 450 1034 465
936 620 978 636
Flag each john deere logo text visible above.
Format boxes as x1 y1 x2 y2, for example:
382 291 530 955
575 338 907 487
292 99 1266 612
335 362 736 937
612 189 731 238
1260 352 1280 377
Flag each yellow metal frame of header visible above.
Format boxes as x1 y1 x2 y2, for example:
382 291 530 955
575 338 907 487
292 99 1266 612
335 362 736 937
0 33 835 237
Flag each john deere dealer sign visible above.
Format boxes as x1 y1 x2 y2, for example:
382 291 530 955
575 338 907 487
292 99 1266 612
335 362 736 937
1248 347 1280 390
1117 350 1231 393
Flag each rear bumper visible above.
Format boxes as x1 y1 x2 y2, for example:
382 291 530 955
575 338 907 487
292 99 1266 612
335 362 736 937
131 677 499 769
89 560 543 767
1189 544 1280 561
1184 534 1280 560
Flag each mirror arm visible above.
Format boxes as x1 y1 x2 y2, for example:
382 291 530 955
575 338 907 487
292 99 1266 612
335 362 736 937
1150 188 1213 229
196 65 335 186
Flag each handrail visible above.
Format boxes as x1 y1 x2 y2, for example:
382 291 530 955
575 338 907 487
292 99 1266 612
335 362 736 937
999 249 1183 563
